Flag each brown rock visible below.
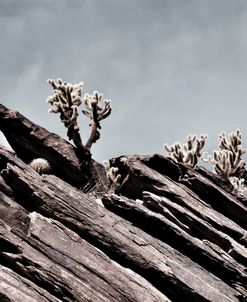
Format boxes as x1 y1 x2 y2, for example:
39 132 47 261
0 104 246 301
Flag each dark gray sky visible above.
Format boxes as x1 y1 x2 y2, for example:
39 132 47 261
1 0 247 162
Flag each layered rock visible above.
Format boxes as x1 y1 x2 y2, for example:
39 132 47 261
0 104 246 302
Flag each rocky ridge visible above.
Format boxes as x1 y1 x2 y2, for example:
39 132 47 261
0 104 246 302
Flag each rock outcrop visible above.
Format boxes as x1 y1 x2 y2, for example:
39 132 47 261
0 104 246 302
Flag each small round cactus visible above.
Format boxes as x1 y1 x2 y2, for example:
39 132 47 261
29 158 51 175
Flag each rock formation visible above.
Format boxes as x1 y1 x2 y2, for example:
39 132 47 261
0 104 246 302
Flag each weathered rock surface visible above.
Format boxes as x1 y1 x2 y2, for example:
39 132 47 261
0 104 246 302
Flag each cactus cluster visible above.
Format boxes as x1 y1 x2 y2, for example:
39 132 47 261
164 134 207 167
203 130 246 180
46 80 247 197
164 130 247 196
46 78 112 156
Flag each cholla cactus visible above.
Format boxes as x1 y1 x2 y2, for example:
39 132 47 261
164 134 207 167
47 79 112 157
203 130 246 180
229 177 247 197
83 91 111 150
29 158 51 175
47 79 83 140
104 161 121 194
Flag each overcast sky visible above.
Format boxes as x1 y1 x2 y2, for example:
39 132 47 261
1 0 247 163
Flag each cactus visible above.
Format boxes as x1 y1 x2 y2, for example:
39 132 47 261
164 134 207 167
29 158 51 175
104 161 121 194
83 91 111 150
202 130 246 180
229 176 247 197
46 78 112 159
